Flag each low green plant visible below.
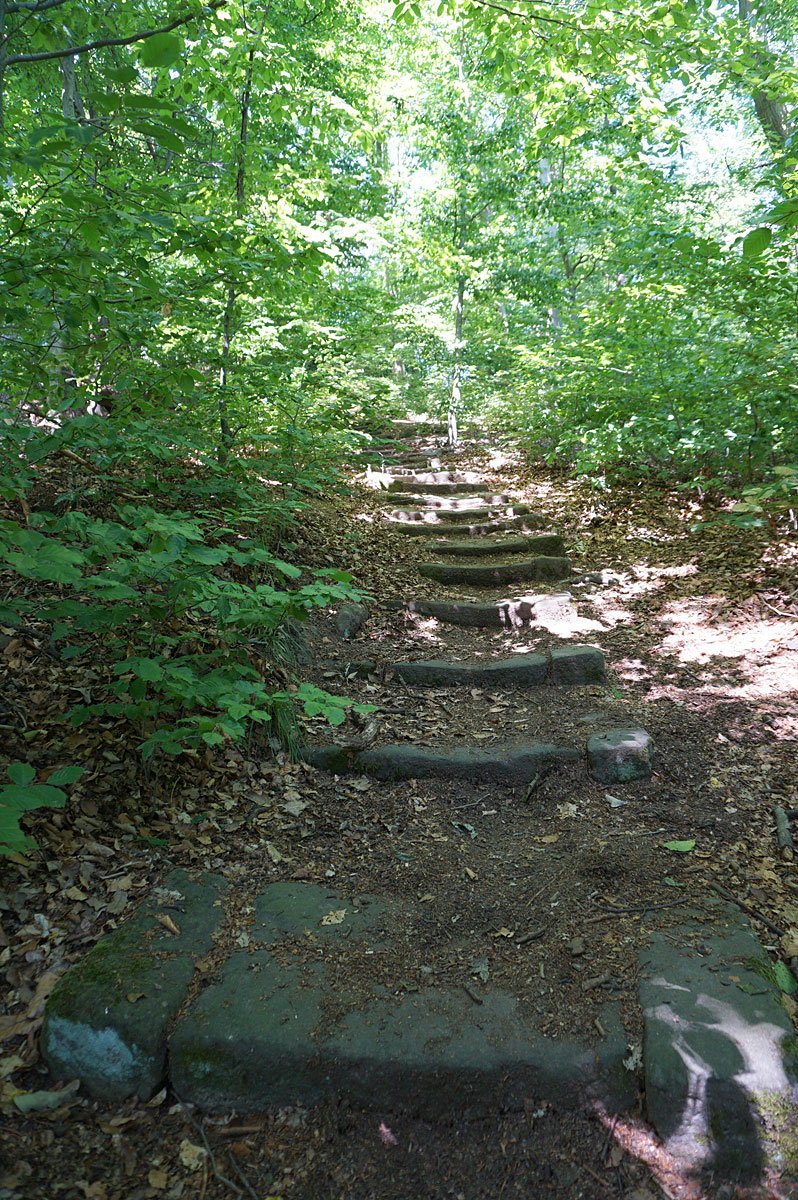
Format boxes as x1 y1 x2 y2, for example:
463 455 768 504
0 764 84 855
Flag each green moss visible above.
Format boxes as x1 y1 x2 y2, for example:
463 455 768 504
755 1091 798 1174
48 922 158 1018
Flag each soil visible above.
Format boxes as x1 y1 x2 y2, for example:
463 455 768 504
1 432 797 1199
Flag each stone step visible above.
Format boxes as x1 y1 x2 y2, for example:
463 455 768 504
367 471 481 491
346 645 605 687
390 419 448 437
393 515 546 537
428 533 564 558
380 462 441 475
41 869 226 1102
387 480 489 495
171 883 631 1115
383 493 515 509
41 872 633 1116
405 595 572 628
418 556 571 586
304 740 579 783
639 897 798 1175
389 503 536 524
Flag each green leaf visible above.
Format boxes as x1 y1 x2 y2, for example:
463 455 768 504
7 763 35 786
46 766 85 786
742 227 772 258
139 34 184 68
132 658 164 682
0 784 66 810
662 839 695 852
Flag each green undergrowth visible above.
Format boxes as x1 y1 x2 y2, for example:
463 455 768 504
0 408 375 855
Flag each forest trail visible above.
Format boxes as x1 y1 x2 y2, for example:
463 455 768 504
30 422 798 1198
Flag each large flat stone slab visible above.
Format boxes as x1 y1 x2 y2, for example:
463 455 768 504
406 593 576 628
346 645 604 688
303 741 579 784
170 883 634 1116
640 900 798 1180
390 503 538 525
419 556 571 586
388 480 489 495
41 870 226 1102
383 493 514 509
393 513 546 537
367 470 480 491
429 533 564 558
389 419 448 437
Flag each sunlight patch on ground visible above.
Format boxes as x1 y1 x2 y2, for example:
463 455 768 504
657 599 798 666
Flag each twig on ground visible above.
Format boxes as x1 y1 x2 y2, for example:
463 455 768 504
586 898 689 922
181 1106 245 1198
774 805 794 859
710 883 784 939
759 596 798 620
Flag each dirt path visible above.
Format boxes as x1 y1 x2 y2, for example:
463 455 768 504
3 422 798 1200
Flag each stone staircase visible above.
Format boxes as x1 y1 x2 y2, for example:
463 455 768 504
40 419 797 1185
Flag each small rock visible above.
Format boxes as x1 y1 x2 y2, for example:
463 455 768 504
334 603 369 640
569 937 586 956
587 728 653 783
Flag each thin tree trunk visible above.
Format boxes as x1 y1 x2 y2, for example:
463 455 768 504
218 45 255 462
738 0 791 155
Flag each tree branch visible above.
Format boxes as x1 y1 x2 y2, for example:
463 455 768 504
7 0 71 15
465 0 572 28
4 0 228 66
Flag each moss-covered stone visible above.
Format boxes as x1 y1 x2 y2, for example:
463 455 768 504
42 869 227 1102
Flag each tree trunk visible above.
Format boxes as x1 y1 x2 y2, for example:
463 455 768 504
738 0 791 156
218 45 255 463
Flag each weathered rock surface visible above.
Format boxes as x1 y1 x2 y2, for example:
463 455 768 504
587 728 653 782
344 645 604 688
393 513 545 537
388 479 491 495
390 503 537 525
170 882 633 1116
334 602 369 640
419 556 571 586
303 740 578 783
550 645 606 684
428 533 564 558
639 899 798 1179
405 593 575 628
41 870 226 1102
384 491 514 507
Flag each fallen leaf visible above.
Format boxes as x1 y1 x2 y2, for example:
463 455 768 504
107 890 128 915
13 1080 80 1113
282 799 308 817
623 1043 642 1071
662 839 695 853
155 914 181 936
0 1055 25 1080
179 1139 207 1171
320 909 346 926
148 1168 169 1190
